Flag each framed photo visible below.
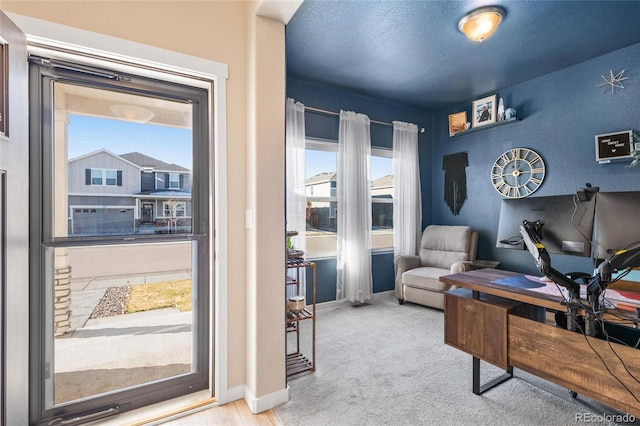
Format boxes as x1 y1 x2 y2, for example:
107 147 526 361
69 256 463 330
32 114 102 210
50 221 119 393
472 94 496 128
448 111 467 136
595 130 634 163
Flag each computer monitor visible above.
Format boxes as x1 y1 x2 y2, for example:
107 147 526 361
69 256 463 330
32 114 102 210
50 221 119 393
592 191 640 264
496 194 595 257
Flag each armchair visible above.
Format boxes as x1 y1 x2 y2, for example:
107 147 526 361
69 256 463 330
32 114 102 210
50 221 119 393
394 225 478 309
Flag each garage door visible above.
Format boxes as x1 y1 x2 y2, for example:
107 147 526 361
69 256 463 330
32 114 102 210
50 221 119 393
72 207 134 236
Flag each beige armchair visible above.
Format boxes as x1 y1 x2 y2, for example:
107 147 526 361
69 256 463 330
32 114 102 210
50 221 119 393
394 225 478 309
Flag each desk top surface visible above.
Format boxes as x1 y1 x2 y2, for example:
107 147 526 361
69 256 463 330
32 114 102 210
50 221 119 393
441 268 640 314
441 269 563 310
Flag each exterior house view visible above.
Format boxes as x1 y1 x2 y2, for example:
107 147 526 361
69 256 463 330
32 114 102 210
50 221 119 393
304 172 393 255
305 171 335 231
305 172 392 230
68 150 192 235
371 174 392 228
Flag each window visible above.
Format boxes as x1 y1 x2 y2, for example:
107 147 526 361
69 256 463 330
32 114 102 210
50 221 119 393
105 169 117 186
175 202 186 217
371 148 394 250
163 201 187 217
90 169 102 185
88 168 119 186
304 140 394 257
305 141 338 257
30 57 210 423
169 173 180 189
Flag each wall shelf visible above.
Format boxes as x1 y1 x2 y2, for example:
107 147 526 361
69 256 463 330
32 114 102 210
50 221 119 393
450 118 519 137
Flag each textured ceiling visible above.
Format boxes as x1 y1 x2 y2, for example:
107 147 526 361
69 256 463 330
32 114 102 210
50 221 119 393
286 0 640 111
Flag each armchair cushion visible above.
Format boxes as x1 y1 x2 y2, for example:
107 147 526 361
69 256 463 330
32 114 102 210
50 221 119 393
401 261 476 293
402 266 449 292
419 225 475 268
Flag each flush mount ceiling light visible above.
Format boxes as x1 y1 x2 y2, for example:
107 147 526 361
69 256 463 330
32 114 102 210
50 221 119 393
458 6 505 42
110 104 155 123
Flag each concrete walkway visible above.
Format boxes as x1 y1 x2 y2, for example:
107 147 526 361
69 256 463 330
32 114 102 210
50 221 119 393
68 270 192 332
54 270 194 402
57 308 192 373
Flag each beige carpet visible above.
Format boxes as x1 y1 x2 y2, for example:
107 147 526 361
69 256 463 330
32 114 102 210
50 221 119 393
275 295 628 426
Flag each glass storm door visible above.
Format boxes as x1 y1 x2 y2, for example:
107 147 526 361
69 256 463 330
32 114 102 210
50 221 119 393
29 57 211 425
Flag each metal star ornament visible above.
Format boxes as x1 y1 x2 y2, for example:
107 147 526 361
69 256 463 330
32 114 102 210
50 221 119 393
597 69 629 94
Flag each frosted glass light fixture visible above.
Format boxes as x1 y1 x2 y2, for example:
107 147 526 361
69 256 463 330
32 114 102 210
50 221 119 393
110 104 155 123
458 6 505 42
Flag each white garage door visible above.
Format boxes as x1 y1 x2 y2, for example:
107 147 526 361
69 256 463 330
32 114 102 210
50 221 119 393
72 207 134 235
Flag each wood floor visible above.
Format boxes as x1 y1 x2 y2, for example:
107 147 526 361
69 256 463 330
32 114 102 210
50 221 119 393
157 400 281 426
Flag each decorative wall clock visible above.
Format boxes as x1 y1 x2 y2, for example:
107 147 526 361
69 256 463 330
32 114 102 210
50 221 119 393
491 148 545 198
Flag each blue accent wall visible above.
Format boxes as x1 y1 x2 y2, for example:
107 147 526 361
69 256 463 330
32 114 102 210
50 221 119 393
305 258 336 304
305 252 396 304
432 42 640 276
287 79 432 301
288 42 640 301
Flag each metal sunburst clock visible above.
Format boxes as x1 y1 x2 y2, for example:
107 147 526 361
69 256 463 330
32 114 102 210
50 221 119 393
491 148 545 198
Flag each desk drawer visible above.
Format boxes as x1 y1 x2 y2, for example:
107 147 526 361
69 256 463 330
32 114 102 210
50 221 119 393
444 289 521 369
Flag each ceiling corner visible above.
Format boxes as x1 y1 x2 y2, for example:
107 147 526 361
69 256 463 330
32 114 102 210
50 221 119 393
255 0 304 24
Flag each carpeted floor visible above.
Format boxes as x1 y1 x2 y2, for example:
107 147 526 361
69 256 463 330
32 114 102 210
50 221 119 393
275 295 624 426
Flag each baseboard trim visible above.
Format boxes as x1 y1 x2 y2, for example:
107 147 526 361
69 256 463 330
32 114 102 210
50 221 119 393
372 290 394 300
316 290 394 312
244 385 289 414
226 384 245 403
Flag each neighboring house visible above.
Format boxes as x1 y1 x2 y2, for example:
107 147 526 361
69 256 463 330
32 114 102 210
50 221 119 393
371 174 392 228
67 149 192 235
305 171 336 198
305 172 336 230
371 174 392 198
305 172 393 230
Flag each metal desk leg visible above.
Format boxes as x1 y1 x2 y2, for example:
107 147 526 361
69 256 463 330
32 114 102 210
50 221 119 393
472 290 513 395
472 356 513 394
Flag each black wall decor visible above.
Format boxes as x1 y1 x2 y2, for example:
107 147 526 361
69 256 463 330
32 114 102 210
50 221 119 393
443 151 468 215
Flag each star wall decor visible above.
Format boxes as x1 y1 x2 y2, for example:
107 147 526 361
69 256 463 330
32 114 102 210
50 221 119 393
597 69 629 94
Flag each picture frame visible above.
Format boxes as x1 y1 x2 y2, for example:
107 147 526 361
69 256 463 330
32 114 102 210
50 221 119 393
472 94 496 128
595 130 634 163
448 111 467 136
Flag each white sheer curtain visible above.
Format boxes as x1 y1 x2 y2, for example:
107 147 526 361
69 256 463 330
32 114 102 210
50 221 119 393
286 98 306 298
392 121 422 256
286 98 306 251
337 110 373 303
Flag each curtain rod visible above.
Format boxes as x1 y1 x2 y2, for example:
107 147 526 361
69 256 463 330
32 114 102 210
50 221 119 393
305 106 425 134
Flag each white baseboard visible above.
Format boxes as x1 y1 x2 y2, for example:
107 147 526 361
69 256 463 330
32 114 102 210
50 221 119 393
373 290 395 300
225 384 245 404
244 385 289 414
317 290 394 312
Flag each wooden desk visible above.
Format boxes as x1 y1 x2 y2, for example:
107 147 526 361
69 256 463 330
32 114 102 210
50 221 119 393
441 268 640 417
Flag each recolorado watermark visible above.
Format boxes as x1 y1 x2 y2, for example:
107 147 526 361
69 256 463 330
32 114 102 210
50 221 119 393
575 412 636 423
